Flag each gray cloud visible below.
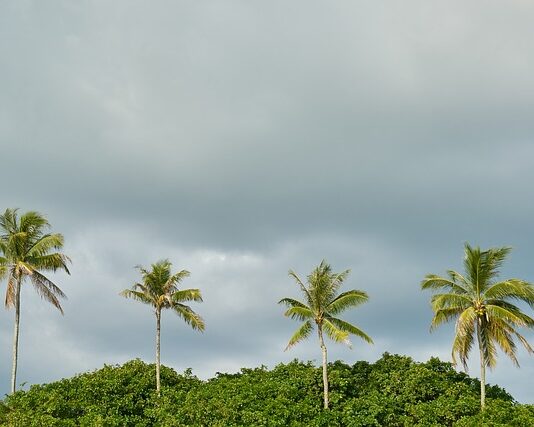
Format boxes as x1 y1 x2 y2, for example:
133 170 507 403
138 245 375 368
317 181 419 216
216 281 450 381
1 0 534 403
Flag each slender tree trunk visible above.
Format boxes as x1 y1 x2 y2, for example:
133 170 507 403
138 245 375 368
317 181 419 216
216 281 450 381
11 277 22 394
318 326 329 409
477 320 486 411
155 308 161 396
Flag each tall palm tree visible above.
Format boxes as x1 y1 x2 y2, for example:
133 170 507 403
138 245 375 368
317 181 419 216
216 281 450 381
421 243 534 410
0 208 70 394
120 259 204 395
279 260 373 409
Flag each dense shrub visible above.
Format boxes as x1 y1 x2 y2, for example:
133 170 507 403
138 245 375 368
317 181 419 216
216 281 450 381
1 354 532 426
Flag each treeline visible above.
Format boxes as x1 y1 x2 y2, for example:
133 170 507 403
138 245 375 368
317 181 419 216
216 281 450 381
1 354 534 426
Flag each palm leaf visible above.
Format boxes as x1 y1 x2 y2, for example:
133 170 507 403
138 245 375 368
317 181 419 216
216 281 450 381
278 297 308 309
172 288 203 303
285 320 313 350
172 303 205 331
322 319 351 346
29 271 65 314
26 234 65 258
119 289 153 305
327 290 368 315
283 306 314 321
327 316 373 344
421 274 469 294
484 279 534 306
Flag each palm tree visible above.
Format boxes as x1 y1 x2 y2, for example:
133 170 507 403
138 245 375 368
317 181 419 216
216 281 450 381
279 260 373 409
421 243 534 410
120 259 204 395
0 208 70 394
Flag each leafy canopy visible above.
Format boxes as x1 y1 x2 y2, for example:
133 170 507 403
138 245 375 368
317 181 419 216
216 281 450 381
279 260 373 349
0 208 70 312
421 243 534 369
120 259 204 330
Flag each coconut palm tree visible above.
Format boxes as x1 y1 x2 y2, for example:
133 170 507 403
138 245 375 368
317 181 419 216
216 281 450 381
279 260 373 409
120 259 204 395
0 208 70 394
421 243 534 410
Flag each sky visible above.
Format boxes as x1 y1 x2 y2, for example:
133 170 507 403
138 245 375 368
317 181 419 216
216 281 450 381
1 0 534 403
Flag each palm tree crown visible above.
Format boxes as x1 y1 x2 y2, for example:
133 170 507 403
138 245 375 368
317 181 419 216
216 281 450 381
0 208 70 311
279 260 372 408
280 260 372 349
121 260 204 329
0 208 70 393
421 243 534 409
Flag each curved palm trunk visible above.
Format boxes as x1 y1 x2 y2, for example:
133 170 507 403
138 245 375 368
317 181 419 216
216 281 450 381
155 308 161 396
477 320 486 410
318 326 329 409
11 277 22 394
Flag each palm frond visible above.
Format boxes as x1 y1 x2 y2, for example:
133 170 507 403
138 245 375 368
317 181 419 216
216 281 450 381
327 290 368 315
485 304 534 328
283 306 314 321
26 253 71 274
119 289 153 305
487 319 518 367
478 246 512 291
288 270 312 306
19 211 49 235
430 306 466 331
4 273 18 308
513 331 534 355
0 256 7 280
327 316 373 344
451 307 477 369
278 297 308 309
285 320 313 350
430 293 472 311
421 274 469 294
168 269 191 288
322 319 351 346
447 270 470 289
29 271 66 314
478 319 498 369
451 309 476 369
484 279 534 306
26 234 65 258
328 269 351 300
451 328 474 371
172 288 203 303
0 208 19 235
172 303 205 331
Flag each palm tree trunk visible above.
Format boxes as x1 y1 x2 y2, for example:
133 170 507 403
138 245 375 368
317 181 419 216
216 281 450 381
11 277 22 394
477 320 486 410
318 326 329 409
155 308 161 396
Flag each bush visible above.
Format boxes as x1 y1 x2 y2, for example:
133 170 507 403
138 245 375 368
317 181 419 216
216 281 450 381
1 354 532 426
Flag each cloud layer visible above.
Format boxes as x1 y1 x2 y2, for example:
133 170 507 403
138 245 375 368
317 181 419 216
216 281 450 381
1 1 534 402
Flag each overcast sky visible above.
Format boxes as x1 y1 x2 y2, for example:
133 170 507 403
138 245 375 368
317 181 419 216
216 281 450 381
2 0 534 403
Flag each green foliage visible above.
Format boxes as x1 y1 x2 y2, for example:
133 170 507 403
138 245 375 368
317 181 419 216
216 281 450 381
1 355 532 426
280 261 372 350
421 243 534 410
120 260 204 331
421 244 534 371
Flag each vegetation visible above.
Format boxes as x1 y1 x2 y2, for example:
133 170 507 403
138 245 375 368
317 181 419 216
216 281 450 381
0 209 70 394
421 243 534 410
2 354 533 426
120 260 204 395
279 261 373 409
